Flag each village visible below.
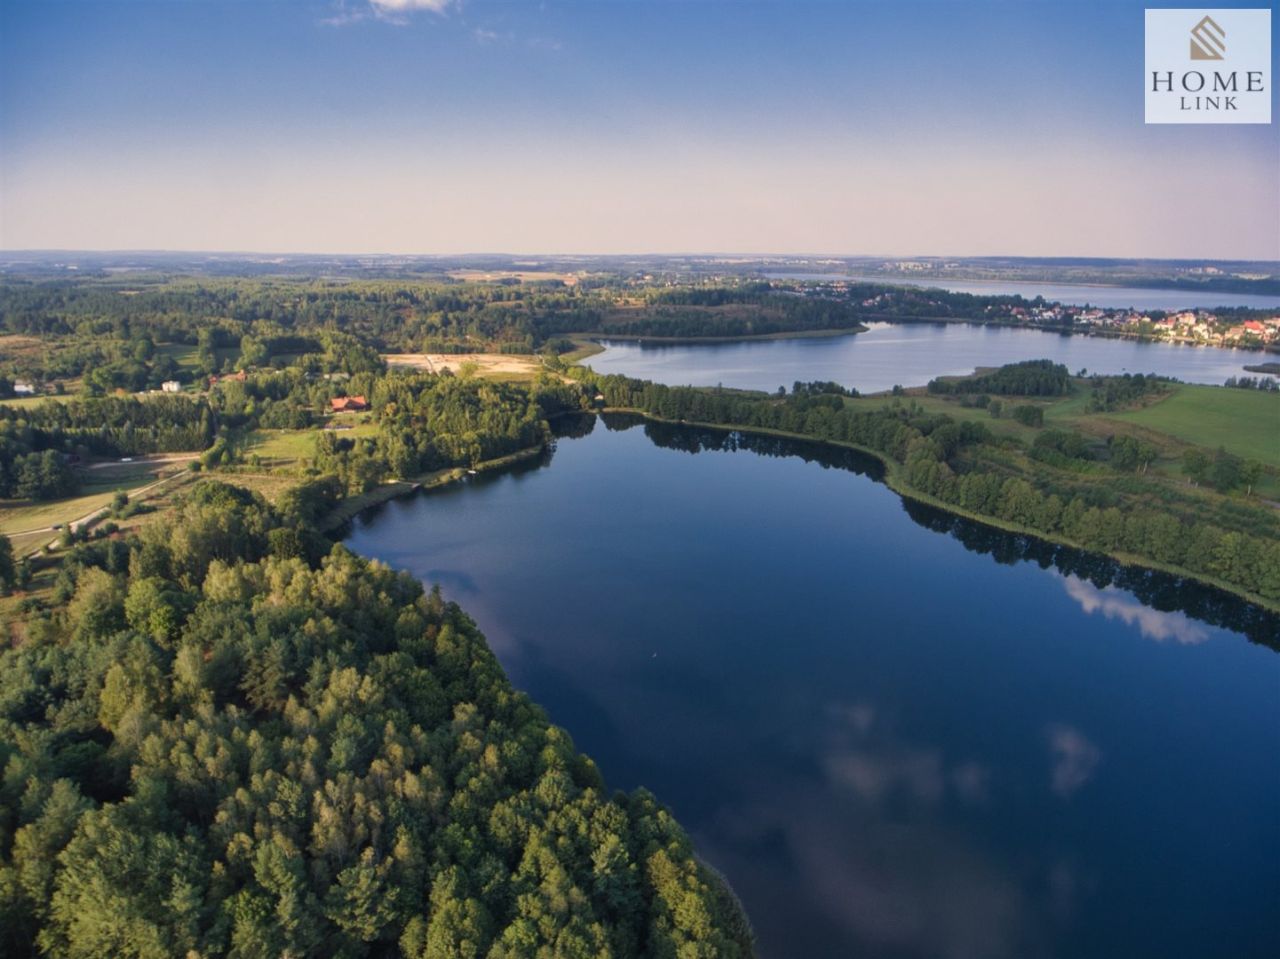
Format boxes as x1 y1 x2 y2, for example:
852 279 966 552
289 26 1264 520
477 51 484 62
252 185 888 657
1008 304 1280 347
789 280 1280 349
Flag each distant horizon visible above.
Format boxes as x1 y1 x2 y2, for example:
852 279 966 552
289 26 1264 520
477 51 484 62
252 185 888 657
3 0 1277 259
2 249 1278 267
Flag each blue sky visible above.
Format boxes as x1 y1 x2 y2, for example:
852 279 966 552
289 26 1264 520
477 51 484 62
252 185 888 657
1 0 1277 257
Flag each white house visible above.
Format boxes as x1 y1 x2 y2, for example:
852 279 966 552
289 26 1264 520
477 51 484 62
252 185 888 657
161 381 182 393
13 382 35 395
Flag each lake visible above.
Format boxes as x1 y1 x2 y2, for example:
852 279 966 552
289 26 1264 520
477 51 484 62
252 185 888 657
345 416 1280 959
587 323 1274 394
765 274 1280 311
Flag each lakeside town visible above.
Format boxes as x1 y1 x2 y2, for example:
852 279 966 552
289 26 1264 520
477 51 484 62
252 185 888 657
786 280 1280 349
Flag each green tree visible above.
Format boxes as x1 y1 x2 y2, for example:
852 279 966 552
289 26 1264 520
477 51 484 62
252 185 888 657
0 533 14 592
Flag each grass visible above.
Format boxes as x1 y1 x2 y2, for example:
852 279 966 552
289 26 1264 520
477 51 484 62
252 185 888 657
219 471 309 504
243 422 379 466
1105 384 1280 468
2 488 130 537
156 343 199 368
845 379 1280 500
561 337 606 364
244 429 321 463
0 459 195 555
848 391 1045 443
0 394 76 409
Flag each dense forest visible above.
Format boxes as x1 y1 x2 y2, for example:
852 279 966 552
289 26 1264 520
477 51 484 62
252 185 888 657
0 483 753 958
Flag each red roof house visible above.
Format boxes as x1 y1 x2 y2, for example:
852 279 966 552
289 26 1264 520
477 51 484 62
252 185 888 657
330 395 369 413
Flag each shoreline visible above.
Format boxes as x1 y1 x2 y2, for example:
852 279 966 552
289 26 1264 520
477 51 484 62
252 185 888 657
319 444 546 533
578 326 867 346
315 406 1276 613
577 318 1278 357
787 272 1280 299
596 406 1280 614
861 315 1279 353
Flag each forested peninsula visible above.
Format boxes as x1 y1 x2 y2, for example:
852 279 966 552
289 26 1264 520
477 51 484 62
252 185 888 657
0 481 753 958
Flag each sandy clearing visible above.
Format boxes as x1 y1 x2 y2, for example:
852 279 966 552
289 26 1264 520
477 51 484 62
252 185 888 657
384 353 542 377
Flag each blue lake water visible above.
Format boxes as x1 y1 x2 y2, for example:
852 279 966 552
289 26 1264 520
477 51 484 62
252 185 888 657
345 416 1280 959
765 274 1280 311
587 322 1275 394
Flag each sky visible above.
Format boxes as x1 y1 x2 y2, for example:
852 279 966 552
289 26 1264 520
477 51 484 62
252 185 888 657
0 0 1277 259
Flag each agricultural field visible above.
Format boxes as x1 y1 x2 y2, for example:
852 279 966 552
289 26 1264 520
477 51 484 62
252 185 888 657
1104 384 1279 468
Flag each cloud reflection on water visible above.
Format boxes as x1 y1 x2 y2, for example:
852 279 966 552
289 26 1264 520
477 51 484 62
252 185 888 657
1046 723 1102 799
690 700 1063 959
1061 575 1211 645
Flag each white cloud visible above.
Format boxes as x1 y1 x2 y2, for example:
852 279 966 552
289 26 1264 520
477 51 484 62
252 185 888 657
1046 723 1101 799
322 0 456 26
1061 575 1210 645
370 0 455 12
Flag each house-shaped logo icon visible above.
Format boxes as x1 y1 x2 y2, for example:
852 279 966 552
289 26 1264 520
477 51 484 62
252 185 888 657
1190 15 1225 60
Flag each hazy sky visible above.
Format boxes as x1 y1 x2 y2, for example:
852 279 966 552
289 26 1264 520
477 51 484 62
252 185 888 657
1 0 1277 258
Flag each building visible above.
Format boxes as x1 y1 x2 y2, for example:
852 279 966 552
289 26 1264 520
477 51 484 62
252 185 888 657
330 395 369 413
208 370 248 386
161 381 182 393
12 382 35 395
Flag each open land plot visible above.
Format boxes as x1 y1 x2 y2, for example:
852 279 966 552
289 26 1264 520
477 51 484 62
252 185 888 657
1103 384 1279 468
385 353 543 379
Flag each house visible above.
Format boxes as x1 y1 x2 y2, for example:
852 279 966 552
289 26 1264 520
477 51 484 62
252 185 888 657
161 380 182 393
330 395 369 413
13 382 35 395
208 370 248 386
1242 320 1266 335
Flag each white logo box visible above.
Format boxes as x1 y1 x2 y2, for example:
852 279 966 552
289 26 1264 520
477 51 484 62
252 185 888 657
1145 8 1272 124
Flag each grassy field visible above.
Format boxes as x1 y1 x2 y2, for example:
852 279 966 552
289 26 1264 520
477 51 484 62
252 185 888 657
1105 384 1279 467
847 380 1280 497
0 393 77 409
849 391 1044 443
156 343 198 367
0 491 121 540
221 471 310 504
0 459 197 554
244 429 322 463
156 342 238 369
244 422 378 465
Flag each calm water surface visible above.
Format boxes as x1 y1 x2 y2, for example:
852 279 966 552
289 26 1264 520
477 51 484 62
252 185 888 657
588 323 1274 394
765 274 1280 311
586 321 1269 391
346 417 1280 959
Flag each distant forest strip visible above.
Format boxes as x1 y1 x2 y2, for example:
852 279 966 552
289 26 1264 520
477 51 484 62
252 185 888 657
5 274 1275 393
